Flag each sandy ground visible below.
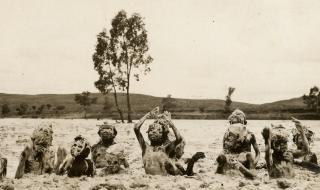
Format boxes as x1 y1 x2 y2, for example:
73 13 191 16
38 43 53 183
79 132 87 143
1 119 320 190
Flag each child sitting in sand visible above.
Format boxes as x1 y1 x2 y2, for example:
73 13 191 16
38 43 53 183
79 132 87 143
58 135 95 177
91 123 129 175
291 118 320 173
216 109 260 179
134 107 205 176
292 120 318 164
15 125 67 179
262 118 315 178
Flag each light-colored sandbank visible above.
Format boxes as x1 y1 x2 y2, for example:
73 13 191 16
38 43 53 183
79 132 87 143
1 119 320 190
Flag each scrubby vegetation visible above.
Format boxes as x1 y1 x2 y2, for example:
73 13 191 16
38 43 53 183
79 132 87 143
0 93 319 120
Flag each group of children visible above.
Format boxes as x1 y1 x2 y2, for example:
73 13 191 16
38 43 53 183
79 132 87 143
0 107 318 181
217 109 319 179
14 121 128 178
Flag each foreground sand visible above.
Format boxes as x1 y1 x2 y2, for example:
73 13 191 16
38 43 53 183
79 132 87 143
1 119 320 190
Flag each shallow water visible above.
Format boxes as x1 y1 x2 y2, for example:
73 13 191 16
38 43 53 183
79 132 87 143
1 119 320 189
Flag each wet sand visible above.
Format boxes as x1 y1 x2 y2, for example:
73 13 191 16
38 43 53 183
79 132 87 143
1 119 320 190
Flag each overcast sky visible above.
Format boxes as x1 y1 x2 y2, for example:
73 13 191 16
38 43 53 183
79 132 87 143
0 0 320 103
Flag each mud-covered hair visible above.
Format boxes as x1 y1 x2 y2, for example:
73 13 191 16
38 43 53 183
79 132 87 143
31 124 53 146
270 124 289 147
147 122 170 141
292 127 314 144
71 135 91 159
228 109 247 125
97 123 117 137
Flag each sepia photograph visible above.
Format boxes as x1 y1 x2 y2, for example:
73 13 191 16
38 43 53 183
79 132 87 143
1 0 320 189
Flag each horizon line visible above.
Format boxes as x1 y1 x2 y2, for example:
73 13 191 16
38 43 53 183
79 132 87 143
0 91 302 105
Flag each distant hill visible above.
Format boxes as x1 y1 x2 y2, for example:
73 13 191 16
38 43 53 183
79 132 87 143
0 93 317 120
260 97 305 111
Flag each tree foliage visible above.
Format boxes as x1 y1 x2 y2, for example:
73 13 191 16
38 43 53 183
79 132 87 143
111 10 153 123
109 10 153 83
16 103 28 115
46 104 52 110
93 29 124 122
199 105 206 113
225 87 235 112
36 105 45 115
93 10 153 123
303 86 320 113
161 94 176 112
74 91 97 118
1 104 10 116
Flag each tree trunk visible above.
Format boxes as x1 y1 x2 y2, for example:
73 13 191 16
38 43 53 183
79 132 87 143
124 47 132 123
317 95 319 114
112 92 124 123
126 83 132 123
84 107 87 119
